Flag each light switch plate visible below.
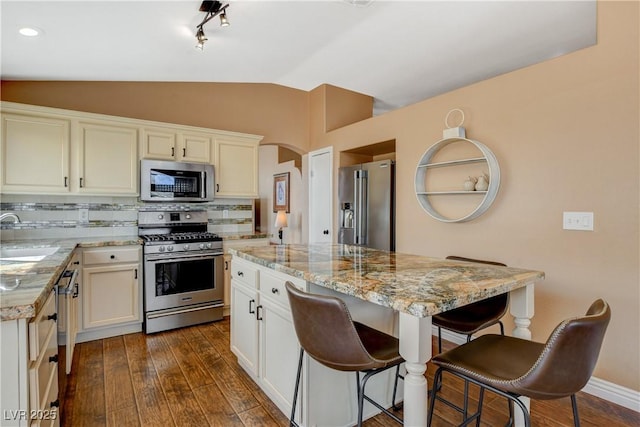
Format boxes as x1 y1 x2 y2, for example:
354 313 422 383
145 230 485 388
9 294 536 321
563 212 594 231
78 208 89 223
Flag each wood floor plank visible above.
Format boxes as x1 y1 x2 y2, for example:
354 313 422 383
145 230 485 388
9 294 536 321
103 336 137 413
71 339 106 426
193 383 245 427
107 404 141 427
205 355 262 414
163 328 215 389
123 333 175 427
236 406 281 427
146 332 209 427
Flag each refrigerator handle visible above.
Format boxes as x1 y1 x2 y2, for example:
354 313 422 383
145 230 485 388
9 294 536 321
360 173 368 246
354 171 360 244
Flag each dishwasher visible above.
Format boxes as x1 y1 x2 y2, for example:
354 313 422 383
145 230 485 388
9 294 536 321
56 258 79 419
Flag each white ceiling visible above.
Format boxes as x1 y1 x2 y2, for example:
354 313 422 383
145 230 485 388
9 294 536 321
1 0 596 115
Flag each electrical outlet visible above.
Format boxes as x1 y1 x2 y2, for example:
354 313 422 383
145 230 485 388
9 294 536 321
222 210 229 219
79 208 89 223
563 212 593 231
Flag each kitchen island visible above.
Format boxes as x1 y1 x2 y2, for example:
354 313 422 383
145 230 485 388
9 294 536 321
229 243 545 427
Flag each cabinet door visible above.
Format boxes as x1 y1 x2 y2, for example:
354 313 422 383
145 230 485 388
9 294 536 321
141 128 177 160
230 281 258 376
259 297 301 419
77 122 138 194
1 113 70 193
213 137 259 198
82 263 140 329
179 132 211 163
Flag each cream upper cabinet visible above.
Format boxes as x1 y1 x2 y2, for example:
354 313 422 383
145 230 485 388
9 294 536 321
141 128 211 163
212 135 260 198
76 121 138 194
1 113 71 193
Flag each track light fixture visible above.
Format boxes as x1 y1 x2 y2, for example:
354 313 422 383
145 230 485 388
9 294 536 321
195 0 230 50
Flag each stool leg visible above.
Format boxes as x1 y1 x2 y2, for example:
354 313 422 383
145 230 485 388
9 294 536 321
289 348 304 427
437 326 443 353
427 368 443 427
571 394 581 427
391 364 401 411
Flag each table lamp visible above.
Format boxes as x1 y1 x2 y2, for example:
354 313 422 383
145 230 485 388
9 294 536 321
274 210 288 244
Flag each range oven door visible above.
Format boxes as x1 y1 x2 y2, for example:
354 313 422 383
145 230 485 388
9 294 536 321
144 252 224 312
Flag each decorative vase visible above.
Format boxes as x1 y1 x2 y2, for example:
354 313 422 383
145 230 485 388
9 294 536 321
475 173 489 191
463 176 477 191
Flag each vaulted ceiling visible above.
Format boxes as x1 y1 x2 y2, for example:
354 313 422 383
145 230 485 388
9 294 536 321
1 1 596 115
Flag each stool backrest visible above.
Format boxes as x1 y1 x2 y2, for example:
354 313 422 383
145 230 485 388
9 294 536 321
285 282 379 371
513 299 611 399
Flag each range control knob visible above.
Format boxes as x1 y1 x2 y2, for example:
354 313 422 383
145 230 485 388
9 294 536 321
206 242 213 249
199 243 205 250
167 245 174 252
183 244 190 251
159 246 165 252
185 214 191 219
158 214 164 220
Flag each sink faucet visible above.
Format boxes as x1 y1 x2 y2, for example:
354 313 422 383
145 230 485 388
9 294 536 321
0 213 21 223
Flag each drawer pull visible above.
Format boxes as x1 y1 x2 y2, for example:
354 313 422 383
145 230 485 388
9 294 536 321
237 271 244 277
49 354 59 364
249 299 255 314
256 305 263 321
225 261 229 270
50 399 60 408
47 313 57 322
271 287 279 295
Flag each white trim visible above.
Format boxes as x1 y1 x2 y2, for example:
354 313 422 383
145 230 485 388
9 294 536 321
431 326 640 413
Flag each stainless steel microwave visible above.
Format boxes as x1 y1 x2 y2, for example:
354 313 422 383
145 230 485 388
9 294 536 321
140 159 215 202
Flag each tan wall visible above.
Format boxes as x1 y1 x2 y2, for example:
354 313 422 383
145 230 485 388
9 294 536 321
313 2 639 390
0 81 310 149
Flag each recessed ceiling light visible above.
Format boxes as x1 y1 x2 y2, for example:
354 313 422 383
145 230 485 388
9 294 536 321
19 27 40 37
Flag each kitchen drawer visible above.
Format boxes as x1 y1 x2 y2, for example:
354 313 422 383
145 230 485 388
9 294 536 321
231 258 258 289
260 269 305 309
29 322 58 414
83 246 140 265
29 370 59 427
29 290 57 361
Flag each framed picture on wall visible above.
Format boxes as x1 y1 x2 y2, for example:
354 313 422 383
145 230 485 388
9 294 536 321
273 172 290 213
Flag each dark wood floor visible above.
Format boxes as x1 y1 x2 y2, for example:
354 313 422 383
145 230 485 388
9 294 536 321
63 318 639 426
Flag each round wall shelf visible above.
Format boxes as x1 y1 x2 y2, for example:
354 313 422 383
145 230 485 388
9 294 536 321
414 137 500 222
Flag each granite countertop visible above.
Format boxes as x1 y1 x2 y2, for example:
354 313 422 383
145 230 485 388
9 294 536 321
218 232 269 241
228 243 545 318
0 236 141 321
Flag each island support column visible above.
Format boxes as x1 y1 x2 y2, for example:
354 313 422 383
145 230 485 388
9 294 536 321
510 283 535 427
399 312 432 426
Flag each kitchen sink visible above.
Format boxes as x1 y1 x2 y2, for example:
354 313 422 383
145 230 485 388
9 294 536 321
0 246 60 262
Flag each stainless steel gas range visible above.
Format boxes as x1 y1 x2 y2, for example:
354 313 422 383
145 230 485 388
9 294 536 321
138 210 224 334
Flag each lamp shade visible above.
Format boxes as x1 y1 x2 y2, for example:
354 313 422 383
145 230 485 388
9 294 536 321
274 210 288 228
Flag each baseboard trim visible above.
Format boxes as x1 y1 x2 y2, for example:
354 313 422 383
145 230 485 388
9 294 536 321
433 326 640 413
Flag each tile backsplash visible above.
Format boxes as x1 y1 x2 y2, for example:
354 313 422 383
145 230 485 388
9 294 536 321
0 195 254 240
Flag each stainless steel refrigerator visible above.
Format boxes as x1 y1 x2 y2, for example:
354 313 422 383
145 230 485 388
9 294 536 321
338 160 395 251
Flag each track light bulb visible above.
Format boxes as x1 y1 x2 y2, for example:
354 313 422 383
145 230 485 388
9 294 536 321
195 27 207 50
219 11 229 27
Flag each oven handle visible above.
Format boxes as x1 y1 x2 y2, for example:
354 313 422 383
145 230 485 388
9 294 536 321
146 302 223 320
145 252 223 262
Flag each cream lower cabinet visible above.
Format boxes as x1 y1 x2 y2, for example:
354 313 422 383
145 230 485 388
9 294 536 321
222 239 269 316
213 136 260 198
230 258 303 422
1 289 60 427
81 246 141 333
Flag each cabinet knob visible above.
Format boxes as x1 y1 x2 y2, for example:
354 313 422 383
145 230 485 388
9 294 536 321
237 271 244 277
47 313 57 322
49 354 59 364
110 255 116 259
271 287 279 294
50 399 60 408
